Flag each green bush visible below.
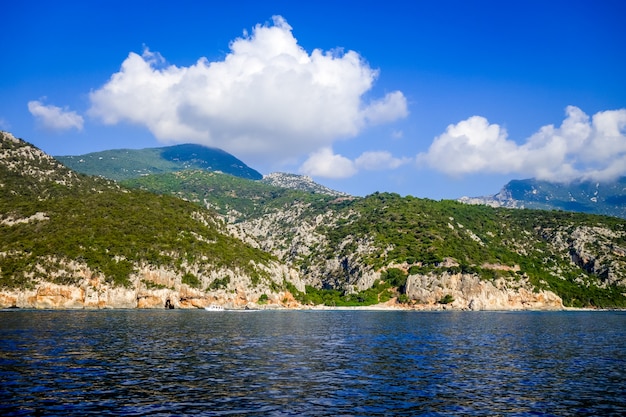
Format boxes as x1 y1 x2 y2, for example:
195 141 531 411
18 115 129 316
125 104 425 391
439 294 454 304
397 293 410 304
182 272 201 288
382 268 408 290
208 276 230 290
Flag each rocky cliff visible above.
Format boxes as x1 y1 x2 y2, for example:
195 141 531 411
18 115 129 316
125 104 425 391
405 272 563 311
0 261 303 310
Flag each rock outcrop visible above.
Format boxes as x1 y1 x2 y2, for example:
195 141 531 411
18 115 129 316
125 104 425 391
405 272 563 311
541 225 626 288
0 263 303 310
261 172 348 197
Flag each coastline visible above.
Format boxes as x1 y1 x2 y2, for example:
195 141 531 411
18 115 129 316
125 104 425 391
3 303 622 312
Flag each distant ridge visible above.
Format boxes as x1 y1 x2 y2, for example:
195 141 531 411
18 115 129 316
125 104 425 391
460 177 626 219
56 143 262 181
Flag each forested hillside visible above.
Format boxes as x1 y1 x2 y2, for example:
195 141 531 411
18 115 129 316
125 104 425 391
125 170 626 308
0 132 296 308
56 143 262 181
3 131 626 309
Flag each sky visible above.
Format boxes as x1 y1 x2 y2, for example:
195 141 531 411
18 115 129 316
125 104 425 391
2 0 625 200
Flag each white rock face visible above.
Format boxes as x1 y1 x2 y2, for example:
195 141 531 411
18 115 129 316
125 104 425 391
0 262 303 309
0 131 84 187
1 212 49 226
261 172 348 197
405 272 563 311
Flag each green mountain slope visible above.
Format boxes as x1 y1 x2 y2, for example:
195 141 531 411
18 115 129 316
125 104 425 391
56 143 263 181
322 193 626 307
122 170 339 219
123 170 626 308
0 132 280 296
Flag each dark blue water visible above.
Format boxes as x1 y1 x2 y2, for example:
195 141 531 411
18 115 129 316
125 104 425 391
0 310 624 416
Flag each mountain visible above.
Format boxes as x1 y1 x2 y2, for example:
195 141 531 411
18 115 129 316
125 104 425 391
460 177 626 219
0 131 300 309
55 144 347 197
123 169 626 309
3 131 626 309
55 143 263 181
121 170 341 221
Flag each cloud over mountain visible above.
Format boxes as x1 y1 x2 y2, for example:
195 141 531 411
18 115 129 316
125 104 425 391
417 106 626 182
355 151 411 171
299 147 357 179
28 99 84 131
299 148 411 179
88 16 408 168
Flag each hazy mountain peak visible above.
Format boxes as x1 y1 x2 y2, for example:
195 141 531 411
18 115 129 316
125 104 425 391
459 177 626 219
56 143 262 181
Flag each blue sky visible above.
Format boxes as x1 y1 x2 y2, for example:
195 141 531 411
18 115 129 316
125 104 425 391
2 0 625 199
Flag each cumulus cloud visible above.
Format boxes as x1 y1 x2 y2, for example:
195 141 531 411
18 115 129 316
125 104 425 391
88 16 407 167
28 99 84 131
417 106 626 182
361 91 409 124
416 115 520 176
299 147 357 178
299 148 411 179
355 151 411 170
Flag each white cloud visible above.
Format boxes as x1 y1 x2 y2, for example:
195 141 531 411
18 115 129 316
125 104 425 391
299 147 357 179
416 116 521 176
88 16 407 167
362 91 409 125
28 99 84 131
299 148 411 179
355 151 411 170
417 106 626 182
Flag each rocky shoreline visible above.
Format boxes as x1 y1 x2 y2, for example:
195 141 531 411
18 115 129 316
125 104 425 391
0 288 565 312
0 264 570 311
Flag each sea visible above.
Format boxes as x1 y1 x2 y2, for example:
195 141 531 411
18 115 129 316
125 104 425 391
0 309 624 416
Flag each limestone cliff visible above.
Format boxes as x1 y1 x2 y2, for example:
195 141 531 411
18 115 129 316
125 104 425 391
405 272 563 311
0 262 303 309
546 225 626 287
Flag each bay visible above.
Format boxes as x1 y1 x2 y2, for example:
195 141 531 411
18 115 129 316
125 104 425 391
1 310 624 416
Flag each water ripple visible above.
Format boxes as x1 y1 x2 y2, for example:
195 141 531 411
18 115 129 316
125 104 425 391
1 310 625 416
